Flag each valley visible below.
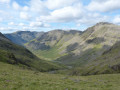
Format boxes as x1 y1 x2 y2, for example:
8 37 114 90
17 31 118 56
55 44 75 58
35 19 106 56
1 22 120 89
1 0 120 89
5 22 120 75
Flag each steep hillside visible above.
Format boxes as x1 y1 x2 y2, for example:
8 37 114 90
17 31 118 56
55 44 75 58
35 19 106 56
56 22 120 66
77 41 120 75
0 32 61 71
25 30 82 60
5 31 44 45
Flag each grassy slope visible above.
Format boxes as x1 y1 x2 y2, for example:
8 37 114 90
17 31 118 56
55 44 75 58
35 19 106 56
69 41 120 76
0 62 120 90
25 30 81 61
82 41 120 75
26 40 68 61
0 33 62 72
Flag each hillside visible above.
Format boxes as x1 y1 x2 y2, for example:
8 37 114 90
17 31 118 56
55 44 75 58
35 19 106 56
5 22 120 75
77 41 120 75
0 32 61 71
5 31 44 45
56 22 120 66
0 61 120 90
25 30 82 60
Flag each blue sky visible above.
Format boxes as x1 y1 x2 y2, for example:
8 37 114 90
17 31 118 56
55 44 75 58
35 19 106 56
0 0 120 33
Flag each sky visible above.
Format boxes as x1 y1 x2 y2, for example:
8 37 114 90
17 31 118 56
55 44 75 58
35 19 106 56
0 0 120 33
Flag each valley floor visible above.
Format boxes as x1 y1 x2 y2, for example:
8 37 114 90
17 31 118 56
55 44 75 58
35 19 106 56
0 62 120 90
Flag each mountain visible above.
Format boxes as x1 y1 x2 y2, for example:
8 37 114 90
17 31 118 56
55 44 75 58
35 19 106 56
55 22 120 75
70 41 120 75
5 31 44 45
0 32 61 71
56 22 120 65
25 30 82 60
5 22 120 75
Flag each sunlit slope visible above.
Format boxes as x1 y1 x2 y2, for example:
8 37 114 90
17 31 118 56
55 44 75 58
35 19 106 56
56 22 120 66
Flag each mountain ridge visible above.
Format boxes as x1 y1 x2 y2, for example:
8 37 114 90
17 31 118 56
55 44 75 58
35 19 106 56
4 22 120 75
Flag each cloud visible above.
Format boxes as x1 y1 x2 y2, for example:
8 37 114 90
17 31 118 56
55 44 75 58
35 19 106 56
8 22 15 25
45 0 78 9
39 3 84 22
19 23 26 26
30 21 50 28
0 27 16 31
0 0 10 3
23 6 29 11
87 0 120 12
0 17 3 22
77 13 109 26
113 15 120 24
12 1 20 10
0 0 119 33
29 0 49 15
20 12 31 20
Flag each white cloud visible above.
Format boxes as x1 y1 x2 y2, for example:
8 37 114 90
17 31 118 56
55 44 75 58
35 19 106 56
30 22 43 27
0 27 16 31
20 12 31 20
23 6 29 11
45 0 78 9
0 17 3 22
76 13 109 26
30 0 49 15
87 0 120 12
19 23 25 26
30 21 50 28
113 15 120 24
0 27 6 31
8 22 15 25
12 1 20 10
0 0 119 33
39 3 84 22
0 0 10 3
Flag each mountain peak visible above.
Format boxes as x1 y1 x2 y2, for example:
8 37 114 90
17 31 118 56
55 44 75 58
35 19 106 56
96 22 113 26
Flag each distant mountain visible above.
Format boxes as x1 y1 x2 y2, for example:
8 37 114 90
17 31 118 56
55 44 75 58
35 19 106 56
5 31 44 45
0 32 61 71
25 30 82 60
5 22 120 75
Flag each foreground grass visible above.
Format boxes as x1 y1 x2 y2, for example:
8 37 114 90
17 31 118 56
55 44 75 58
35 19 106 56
0 62 120 90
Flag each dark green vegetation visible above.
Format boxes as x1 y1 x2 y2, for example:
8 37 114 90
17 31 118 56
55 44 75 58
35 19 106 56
0 62 120 90
5 22 120 75
0 32 61 72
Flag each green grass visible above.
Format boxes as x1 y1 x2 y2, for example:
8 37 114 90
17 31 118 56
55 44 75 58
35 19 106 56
0 61 120 90
27 45 67 61
0 39 62 72
33 46 61 60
